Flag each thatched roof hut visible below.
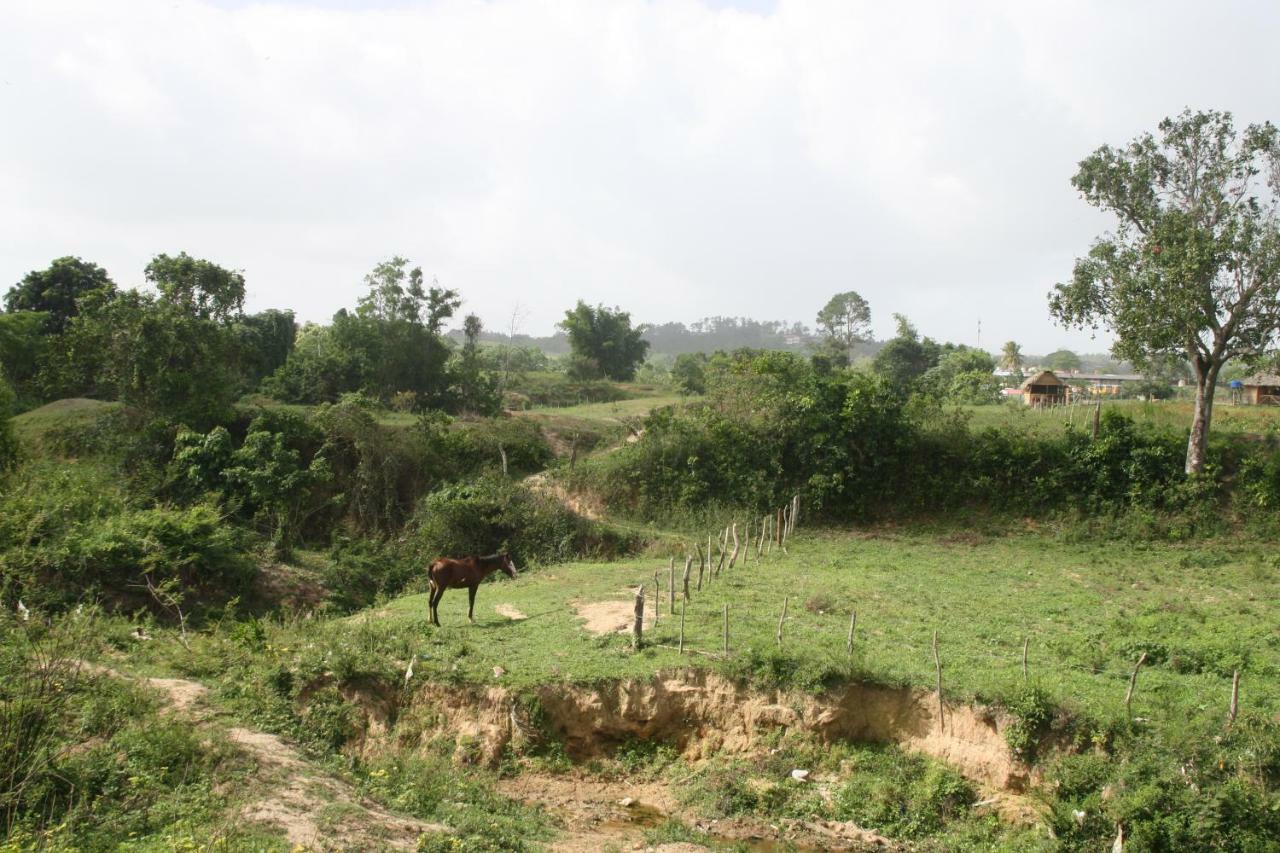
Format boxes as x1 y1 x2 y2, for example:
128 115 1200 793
1243 373 1280 405
1021 370 1068 407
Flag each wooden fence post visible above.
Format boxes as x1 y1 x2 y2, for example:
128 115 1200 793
728 523 740 569
776 507 784 545
653 571 661 625
632 586 644 650
669 557 675 616
776 596 788 647
679 599 686 655
932 630 945 730
682 555 693 601
1228 670 1240 730
1125 651 1148 717
846 611 857 659
696 542 705 592
1092 402 1101 439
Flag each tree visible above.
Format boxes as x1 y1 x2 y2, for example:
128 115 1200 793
233 309 297 391
263 259 458 408
145 252 245 322
453 313 499 415
671 352 708 395
871 314 939 392
1050 110 1280 473
1043 349 1082 372
4 256 116 333
0 312 49 399
999 341 1024 373
558 301 650 381
816 291 871 358
356 256 460 331
53 290 238 428
920 348 1000 404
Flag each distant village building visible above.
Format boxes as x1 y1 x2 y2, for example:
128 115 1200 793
1242 374 1280 405
1021 370 1068 407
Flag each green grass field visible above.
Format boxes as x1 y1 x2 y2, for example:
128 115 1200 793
963 398 1280 437
11 397 120 446
171 525 1277 740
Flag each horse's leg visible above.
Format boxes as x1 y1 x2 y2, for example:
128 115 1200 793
430 582 444 626
468 584 478 623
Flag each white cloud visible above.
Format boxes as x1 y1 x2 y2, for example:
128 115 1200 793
2 0 1277 353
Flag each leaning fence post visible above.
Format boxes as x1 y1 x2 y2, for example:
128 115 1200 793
776 596 788 647
653 571 661 626
682 555 693 601
1124 651 1148 718
728 523 740 569
669 557 676 616
932 630 945 730
632 586 644 651
1227 670 1241 730
696 542 705 592
679 599 686 655
846 611 857 659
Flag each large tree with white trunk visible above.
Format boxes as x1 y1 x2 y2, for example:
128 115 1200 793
1050 110 1280 474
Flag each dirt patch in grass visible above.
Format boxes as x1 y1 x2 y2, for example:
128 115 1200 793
573 597 655 636
495 603 528 620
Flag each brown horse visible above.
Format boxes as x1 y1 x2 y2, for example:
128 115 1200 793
427 552 518 626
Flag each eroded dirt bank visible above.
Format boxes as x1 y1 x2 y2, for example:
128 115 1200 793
382 670 1029 793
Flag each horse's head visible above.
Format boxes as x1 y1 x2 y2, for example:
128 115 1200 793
500 552 518 579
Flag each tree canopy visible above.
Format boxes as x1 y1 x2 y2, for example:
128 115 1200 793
145 252 245 322
815 291 871 357
4 256 116 333
1050 109 1280 473
558 301 650 381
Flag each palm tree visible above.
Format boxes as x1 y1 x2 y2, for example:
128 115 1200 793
1000 340 1024 373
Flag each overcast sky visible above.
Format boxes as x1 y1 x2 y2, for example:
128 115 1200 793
3 0 1277 352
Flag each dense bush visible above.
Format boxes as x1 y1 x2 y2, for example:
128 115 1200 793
410 474 632 567
571 351 1240 526
321 536 422 612
0 375 17 471
1046 714 1280 850
502 371 634 408
0 461 253 612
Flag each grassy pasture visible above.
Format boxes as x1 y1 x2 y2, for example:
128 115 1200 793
963 398 1280 438
10 397 120 447
184 526 1280 738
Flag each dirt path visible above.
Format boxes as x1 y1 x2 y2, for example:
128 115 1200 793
84 663 445 850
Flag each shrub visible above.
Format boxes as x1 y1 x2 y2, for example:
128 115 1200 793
322 536 421 612
410 474 633 567
832 748 976 838
0 464 253 612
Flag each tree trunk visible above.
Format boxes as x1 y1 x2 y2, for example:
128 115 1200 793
1185 360 1221 475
